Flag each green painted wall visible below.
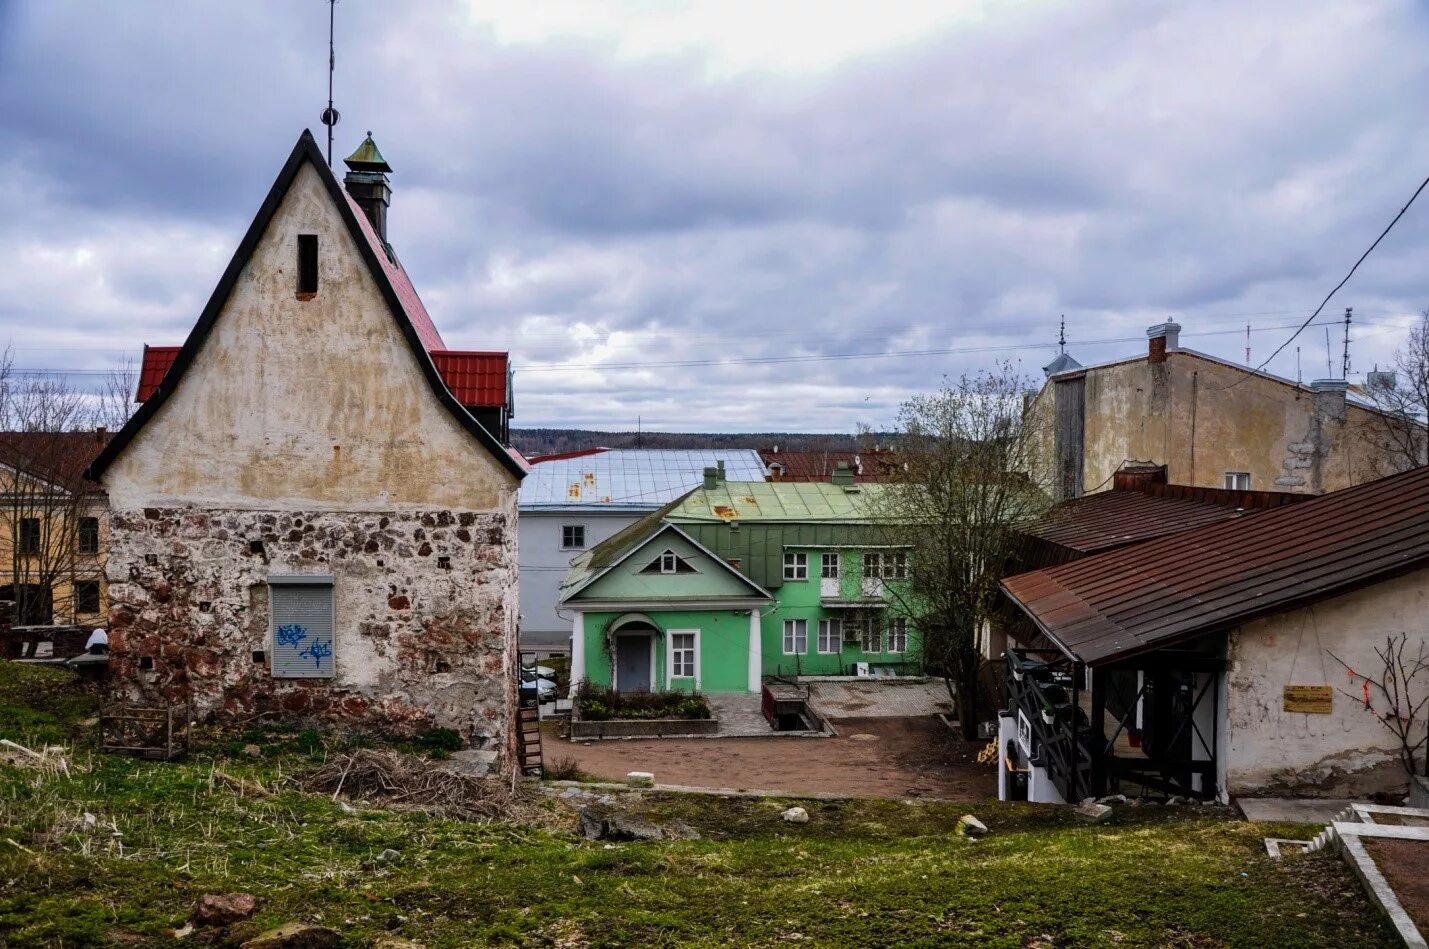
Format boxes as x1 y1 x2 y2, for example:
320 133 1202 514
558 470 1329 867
578 530 761 602
577 548 921 692
677 521 889 590
760 548 921 677
580 609 752 693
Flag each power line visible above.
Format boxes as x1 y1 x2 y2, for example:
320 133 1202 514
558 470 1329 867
5 317 1403 377
1239 171 1429 383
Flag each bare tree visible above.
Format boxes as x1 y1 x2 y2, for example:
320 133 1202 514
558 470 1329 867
0 347 109 627
1330 633 1429 778
91 357 139 432
1362 308 1429 473
874 363 1050 739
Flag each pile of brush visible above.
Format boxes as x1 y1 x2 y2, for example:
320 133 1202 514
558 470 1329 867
296 748 531 823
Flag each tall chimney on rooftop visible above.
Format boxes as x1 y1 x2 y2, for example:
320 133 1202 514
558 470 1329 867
1147 320 1181 364
343 132 392 242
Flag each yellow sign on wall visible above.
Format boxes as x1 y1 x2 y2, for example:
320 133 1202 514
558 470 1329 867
1283 685 1334 714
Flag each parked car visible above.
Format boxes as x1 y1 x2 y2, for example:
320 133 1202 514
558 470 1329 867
519 666 557 705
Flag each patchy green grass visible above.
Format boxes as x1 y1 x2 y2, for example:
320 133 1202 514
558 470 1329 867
0 661 100 746
0 662 1398 947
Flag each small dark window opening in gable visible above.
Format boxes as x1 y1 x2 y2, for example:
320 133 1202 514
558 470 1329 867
297 234 319 297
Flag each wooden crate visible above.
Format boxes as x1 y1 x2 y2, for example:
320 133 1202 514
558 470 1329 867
100 703 191 760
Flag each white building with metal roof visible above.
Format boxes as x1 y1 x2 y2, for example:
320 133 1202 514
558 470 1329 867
518 449 768 652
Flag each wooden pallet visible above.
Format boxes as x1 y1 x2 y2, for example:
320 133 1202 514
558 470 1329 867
517 703 543 777
100 703 190 760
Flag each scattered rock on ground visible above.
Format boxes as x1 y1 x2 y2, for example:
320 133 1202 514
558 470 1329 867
781 806 810 824
626 771 655 788
194 892 257 926
376 848 401 865
956 815 988 837
369 937 424 948
577 806 699 841
1097 794 1129 806
240 922 340 949
241 744 263 758
1074 802 1114 822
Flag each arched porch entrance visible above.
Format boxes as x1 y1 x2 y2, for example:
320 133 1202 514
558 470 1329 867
609 614 660 693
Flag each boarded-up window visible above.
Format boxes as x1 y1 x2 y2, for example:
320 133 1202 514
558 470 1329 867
269 580 335 678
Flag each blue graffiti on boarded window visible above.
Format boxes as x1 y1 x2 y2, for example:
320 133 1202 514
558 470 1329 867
276 624 308 648
300 639 333 670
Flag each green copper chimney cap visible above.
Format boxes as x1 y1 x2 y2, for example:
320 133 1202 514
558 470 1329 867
344 132 392 173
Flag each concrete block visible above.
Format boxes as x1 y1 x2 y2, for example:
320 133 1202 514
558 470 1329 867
1074 802 1113 822
626 771 655 788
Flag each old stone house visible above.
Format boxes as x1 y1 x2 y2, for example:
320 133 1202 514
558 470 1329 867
1031 321 1407 500
85 130 527 755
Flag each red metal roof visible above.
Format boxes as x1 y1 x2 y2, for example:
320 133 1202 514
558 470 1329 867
1025 481 1308 557
1001 464 1429 665
429 351 509 408
138 346 507 409
341 191 445 352
136 345 180 402
760 449 896 483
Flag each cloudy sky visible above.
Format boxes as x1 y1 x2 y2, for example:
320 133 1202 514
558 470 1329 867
2 0 1427 433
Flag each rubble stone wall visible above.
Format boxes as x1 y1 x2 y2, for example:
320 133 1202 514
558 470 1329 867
105 499 518 760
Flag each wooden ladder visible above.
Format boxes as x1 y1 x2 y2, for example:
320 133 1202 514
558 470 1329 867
517 702 543 777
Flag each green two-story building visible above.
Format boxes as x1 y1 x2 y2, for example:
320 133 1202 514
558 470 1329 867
559 469 922 694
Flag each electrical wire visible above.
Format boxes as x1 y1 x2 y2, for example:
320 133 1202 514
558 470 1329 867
1226 172 1429 389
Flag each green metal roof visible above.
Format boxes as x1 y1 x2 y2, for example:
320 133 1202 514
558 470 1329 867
667 480 890 523
344 132 392 173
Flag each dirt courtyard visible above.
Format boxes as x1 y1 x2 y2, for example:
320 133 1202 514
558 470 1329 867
547 715 996 799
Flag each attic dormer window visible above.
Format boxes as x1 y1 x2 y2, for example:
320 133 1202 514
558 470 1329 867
641 549 697 575
297 234 319 298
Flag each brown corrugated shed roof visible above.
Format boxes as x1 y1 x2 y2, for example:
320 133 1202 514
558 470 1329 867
1025 482 1308 556
1001 464 1429 665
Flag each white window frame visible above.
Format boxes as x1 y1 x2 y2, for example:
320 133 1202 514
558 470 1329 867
888 550 909 580
782 619 808 654
863 551 884 579
820 553 840 579
783 552 808 581
860 616 882 653
887 617 908 654
1224 472 1251 491
817 618 841 654
560 524 586 550
660 550 680 574
667 628 699 685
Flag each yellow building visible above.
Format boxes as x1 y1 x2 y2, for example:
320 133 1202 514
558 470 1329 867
0 431 110 627
1030 321 1408 500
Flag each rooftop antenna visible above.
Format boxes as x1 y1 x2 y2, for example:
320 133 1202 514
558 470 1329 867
320 0 340 166
1057 315 1066 354
1325 327 1333 378
1245 322 1251 366
1296 346 1302 385
1342 306 1352 379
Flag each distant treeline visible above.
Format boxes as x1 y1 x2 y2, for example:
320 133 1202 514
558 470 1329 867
510 428 889 456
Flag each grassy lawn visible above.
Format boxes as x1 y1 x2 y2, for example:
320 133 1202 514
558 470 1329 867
0 663 1398 947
